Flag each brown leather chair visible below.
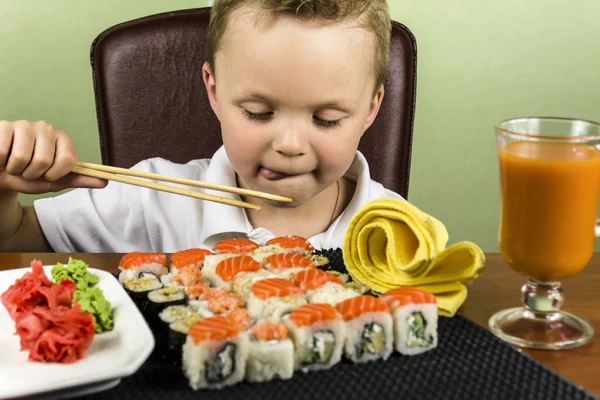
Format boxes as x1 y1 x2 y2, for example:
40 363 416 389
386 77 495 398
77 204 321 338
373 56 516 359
90 7 417 198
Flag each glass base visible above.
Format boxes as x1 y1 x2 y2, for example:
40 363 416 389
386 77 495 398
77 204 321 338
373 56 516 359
489 307 594 350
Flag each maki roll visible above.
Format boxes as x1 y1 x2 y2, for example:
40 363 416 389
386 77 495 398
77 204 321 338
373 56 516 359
182 316 249 390
156 305 201 363
264 253 316 280
118 252 167 283
147 287 187 326
164 314 203 365
246 322 294 382
282 303 345 373
380 287 438 356
246 278 306 322
335 295 393 363
122 275 163 312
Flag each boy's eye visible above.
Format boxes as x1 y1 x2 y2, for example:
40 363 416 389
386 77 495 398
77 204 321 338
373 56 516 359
313 116 341 129
242 109 273 121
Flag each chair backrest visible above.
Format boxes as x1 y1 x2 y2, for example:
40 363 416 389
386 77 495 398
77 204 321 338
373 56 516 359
90 7 417 198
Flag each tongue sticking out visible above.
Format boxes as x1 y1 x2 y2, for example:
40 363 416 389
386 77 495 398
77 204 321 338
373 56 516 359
260 167 290 181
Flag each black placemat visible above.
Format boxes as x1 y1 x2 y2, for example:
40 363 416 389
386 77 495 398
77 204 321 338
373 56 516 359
78 249 596 400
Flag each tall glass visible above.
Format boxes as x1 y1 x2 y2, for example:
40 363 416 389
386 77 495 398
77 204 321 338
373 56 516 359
490 117 600 350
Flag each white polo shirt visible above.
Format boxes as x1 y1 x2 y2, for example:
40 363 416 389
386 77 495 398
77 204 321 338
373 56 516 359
34 146 404 253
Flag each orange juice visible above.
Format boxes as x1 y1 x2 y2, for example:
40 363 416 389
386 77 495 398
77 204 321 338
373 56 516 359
499 141 600 281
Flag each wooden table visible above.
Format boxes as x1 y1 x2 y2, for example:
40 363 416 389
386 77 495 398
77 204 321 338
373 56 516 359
1 252 598 396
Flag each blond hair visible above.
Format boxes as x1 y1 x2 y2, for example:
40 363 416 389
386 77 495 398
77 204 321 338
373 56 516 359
206 0 392 91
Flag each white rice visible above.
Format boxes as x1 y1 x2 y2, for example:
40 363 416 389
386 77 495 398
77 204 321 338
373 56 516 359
245 338 295 382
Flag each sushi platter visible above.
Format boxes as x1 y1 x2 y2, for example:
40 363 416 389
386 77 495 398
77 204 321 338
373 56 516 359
114 236 439 391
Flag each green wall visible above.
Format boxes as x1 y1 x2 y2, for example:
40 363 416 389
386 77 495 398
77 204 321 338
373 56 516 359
1 1 599 252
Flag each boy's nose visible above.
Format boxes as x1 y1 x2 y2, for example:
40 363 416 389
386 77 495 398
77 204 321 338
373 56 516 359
271 125 308 157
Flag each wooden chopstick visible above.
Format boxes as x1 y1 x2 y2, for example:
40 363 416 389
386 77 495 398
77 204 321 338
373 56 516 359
76 162 292 203
71 165 261 210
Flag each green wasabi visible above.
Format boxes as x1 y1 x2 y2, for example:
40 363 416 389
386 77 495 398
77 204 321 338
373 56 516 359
74 287 114 333
51 258 99 291
51 258 114 333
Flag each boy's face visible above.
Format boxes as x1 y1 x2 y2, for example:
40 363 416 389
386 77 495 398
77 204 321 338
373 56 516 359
204 7 384 207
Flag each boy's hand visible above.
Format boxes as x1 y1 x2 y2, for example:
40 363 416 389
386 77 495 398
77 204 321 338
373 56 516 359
0 120 107 194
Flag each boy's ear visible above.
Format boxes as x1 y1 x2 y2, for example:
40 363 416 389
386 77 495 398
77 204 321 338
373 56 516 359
202 62 220 120
362 84 385 135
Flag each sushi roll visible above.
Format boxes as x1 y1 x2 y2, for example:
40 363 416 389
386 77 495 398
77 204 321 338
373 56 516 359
210 255 263 290
290 269 359 305
227 308 253 332
122 274 163 312
264 253 316 280
162 249 211 287
266 235 314 252
170 248 213 273
246 278 307 322
213 238 260 254
335 295 393 363
164 312 203 365
246 322 294 382
182 316 249 390
187 285 243 315
162 265 204 288
380 287 438 356
231 269 280 303
154 305 200 363
282 303 345 373
202 253 258 287
250 235 314 263
146 286 187 326
188 300 216 318
118 252 168 283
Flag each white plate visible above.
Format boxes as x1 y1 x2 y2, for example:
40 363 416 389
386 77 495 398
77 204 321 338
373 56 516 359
0 265 155 399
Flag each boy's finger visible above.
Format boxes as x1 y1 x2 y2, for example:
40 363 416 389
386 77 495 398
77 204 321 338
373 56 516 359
5 123 34 175
55 173 108 190
0 171 107 195
21 132 57 180
43 130 77 182
0 121 14 170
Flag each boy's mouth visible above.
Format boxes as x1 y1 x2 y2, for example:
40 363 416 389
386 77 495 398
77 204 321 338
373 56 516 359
259 166 293 181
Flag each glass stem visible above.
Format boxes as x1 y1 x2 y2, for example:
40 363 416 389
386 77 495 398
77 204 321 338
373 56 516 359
521 280 564 317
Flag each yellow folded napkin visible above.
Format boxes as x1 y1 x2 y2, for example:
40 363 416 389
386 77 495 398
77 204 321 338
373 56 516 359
343 197 485 317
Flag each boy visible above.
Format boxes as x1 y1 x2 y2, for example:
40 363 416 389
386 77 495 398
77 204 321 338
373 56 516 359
0 0 403 253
